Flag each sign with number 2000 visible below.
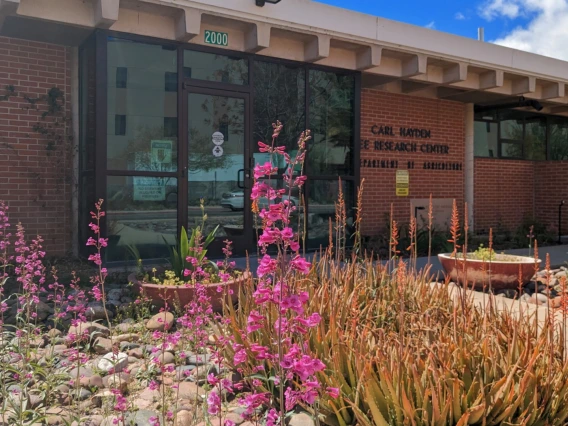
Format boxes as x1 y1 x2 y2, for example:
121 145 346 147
205 30 228 46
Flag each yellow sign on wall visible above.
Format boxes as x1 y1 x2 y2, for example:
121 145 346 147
396 170 409 197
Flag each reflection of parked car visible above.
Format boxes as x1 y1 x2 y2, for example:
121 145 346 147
220 190 299 211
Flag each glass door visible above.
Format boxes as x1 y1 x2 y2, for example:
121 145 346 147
181 87 253 255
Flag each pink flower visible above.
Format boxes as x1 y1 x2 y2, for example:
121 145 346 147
254 162 277 179
280 227 294 240
234 349 247 365
207 390 221 415
327 387 340 398
257 255 277 277
290 255 311 274
247 311 264 334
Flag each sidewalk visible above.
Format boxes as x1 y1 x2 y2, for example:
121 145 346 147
235 245 568 277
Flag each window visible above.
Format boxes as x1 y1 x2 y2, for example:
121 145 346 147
550 117 568 160
164 72 177 92
309 70 355 175
116 67 127 88
107 39 178 171
474 109 547 160
184 50 248 85
115 115 126 136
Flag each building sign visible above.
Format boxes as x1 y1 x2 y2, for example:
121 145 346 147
205 30 229 46
395 170 409 197
212 146 224 157
212 131 224 146
151 140 172 166
361 124 461 171
133 177 166 201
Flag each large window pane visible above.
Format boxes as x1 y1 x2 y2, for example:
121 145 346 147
474 121 498 157
253 60 305 168
499 110 524 140
107 39 178 171
501 142 523 159
79 38 96 172
106 176 177 262
309 71 355 176
550 117 568 160
307 180 354 249
524 116 546 160
184 50 248 85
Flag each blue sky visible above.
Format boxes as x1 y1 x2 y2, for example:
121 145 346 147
314 0 568 60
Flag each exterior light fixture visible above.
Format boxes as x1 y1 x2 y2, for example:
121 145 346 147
256 0 282 6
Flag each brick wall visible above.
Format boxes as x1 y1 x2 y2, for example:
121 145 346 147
473 158 534 233
535 162 568 235
360 89 465 236
0 36 73 256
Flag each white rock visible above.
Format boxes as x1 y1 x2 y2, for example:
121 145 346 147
97 352 128 373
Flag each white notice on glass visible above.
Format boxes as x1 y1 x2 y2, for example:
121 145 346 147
212 146 224 157
212 131 224 146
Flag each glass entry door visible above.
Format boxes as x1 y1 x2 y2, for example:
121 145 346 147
181 87 253 255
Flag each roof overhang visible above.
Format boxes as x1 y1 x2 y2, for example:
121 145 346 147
2 0 568 116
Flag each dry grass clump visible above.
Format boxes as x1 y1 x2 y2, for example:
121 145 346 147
226 255 568 425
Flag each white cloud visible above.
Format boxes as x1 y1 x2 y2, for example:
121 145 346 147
480 0 568 60
425 21 436 29
455 12 466 20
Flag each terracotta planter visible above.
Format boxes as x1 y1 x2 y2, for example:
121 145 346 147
128 271 249 312
438 253 541 291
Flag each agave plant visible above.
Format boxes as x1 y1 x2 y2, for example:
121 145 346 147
163 200 219 279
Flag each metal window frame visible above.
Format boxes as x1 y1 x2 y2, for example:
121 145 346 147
82 29 361 261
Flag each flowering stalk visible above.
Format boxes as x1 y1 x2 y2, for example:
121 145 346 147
238 122 335 425
86 199 111 327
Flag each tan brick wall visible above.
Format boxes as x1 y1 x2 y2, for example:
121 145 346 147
535 161 568 234
360 89 465 235
0 36 73 256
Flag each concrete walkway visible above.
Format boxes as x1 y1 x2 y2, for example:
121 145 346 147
234 244 568 277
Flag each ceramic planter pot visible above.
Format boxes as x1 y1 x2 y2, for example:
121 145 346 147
128 271 249 312
438 253 541 291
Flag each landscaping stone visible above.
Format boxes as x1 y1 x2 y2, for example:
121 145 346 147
289 412 316 426
107 289 122 301
176 365 196 381
93 336 113 354
177 381 205 400
158 351 175 364
186 353 211 365
101 410 162 426
86 303 113 322
67 322 110 341
120 341 140 351
146 311 174 331
97 352 128 373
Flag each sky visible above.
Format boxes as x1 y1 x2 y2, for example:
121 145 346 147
315 0 568 61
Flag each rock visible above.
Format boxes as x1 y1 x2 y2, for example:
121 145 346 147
127 347 144 359
289 412 315 426
157 351 175 365
121 296 133 304
176 365 196 381
186 353 211 365
28 393 44 409
98 352 128 373
68 366 94 379
76 388 92 401
67 322 110 342
105 375 128 393
86 303 113 322
107 410 161 426
47 329 63 340
556 271 568 279
146 312 175 331
177 382 205 400
495 289 517 299
552 297 564 308
107 289 123 301
120 341 140 351
527 295 546 305
175 410 192 426
94 337 113 354
114 323 133 334
82 375 103 389
534 293 549 303
115 333 139 343
72 415 104 426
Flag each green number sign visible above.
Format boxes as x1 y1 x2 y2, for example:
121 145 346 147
204 30 228 47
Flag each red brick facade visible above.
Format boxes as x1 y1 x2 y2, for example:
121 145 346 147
473 158 535 233
360 89 465 235
535 162 568 235
0 36 73 256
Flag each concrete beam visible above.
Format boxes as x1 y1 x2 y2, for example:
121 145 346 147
443 62 468 84
401 80 431 94
511 76 536 95
401 54 427 78
175 7 201 42
245 22 271 53
93 0 118 29
479 70 504 90
542 82 565 100
0 0 19 29
549 105 568 115
356 45 382 71
304 34 330 63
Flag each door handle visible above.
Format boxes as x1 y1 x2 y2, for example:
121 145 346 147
237 169 245 189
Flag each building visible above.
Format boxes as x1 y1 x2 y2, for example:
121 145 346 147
0 0 567 262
